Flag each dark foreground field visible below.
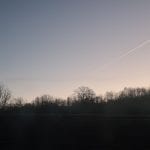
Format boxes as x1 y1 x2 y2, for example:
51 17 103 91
1 114 150 150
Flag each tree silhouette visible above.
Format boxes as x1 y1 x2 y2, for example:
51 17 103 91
0 84 11 107
33 95 54 106
105 91 115 102
73 86 96 103
12 97 25 107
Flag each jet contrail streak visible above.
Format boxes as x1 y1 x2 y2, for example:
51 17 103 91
117 39 150 61
100 39 150 71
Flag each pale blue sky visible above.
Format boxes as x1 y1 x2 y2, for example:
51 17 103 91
0 0 150 100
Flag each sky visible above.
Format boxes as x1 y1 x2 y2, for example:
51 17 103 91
0 0 150 101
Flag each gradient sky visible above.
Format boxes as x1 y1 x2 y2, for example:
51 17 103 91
0 0 150 101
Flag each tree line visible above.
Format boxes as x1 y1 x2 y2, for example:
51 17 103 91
0 84 150 114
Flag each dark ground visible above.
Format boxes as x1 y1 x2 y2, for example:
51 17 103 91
0 114 150 150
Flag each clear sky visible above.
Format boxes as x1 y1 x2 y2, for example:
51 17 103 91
0 0 150 100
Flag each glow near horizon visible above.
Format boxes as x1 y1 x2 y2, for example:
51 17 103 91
0 0 150 101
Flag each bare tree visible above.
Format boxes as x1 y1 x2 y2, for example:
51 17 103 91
0 85 11 107
12 97 25 107
33 94 54 106
105 91 115 102
118 87 146 99
73 86 96 103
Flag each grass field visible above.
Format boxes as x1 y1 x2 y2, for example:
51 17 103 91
0 114 150 150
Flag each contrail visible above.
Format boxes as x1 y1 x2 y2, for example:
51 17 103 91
117 39 150 61
100 39 150 71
